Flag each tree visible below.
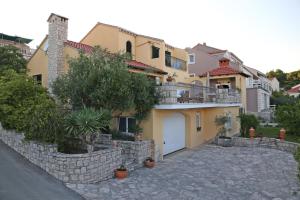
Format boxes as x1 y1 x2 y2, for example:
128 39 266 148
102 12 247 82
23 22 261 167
276 102 300 136
52 47 158 122
238 113 259 137
0 45 27 74
0 70 59 142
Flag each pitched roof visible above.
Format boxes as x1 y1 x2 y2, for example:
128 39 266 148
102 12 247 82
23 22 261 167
0 33 32 44
287 84 300 93
127 60 167 75
200 66 249 77
64 40 94 53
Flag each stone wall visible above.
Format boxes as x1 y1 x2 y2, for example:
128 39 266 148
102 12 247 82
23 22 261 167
114 140 153 171
215 136 300 154
0 128 122 184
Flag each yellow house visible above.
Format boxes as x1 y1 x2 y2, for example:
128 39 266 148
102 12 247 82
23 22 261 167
28 13 242 159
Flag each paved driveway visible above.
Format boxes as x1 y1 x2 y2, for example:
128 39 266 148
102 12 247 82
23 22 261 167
0 141 84 200
67 145 300 200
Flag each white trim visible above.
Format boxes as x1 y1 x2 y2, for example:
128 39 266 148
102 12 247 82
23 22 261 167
188 53 195 64
154 103 242 110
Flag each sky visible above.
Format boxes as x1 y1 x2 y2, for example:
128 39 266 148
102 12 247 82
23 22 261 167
1 0 299 73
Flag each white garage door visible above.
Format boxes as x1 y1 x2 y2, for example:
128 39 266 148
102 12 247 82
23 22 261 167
163 113 186 155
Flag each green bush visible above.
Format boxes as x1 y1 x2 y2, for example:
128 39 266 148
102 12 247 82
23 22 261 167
294 147 300 180
64 107 111 144
0 46 27 74
276 102 300 136
110 129 134 141
0 70 61 143
239 113 259 137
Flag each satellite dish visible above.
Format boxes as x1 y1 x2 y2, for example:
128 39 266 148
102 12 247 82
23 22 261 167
43 39 49 52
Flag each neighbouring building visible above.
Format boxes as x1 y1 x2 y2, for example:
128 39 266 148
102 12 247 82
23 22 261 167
186 43 250 112
268 77 280 92
0 33 33 60
244 66 272 121
287 83 300 97
28 13 241 158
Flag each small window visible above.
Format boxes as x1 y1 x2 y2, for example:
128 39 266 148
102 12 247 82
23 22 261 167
152 46 160 59
188 54 195 64
196 112 201 132
165 51 171 66
126 41 132 54
118 117 136 134
33 74 42 85
225 113 232 130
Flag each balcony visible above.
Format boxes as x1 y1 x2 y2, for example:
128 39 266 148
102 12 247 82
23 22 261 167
165 54 187 71
157 82 241 105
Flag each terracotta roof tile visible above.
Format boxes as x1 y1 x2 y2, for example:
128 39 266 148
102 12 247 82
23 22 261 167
201 67 243 77
126 60 167 75
64 40 93 53
287 85 300 93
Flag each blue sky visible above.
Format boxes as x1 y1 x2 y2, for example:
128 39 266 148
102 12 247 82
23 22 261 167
1 0 299 73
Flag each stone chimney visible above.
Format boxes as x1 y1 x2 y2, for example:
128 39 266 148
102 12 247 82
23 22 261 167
47 13 68 89
219 59 230 68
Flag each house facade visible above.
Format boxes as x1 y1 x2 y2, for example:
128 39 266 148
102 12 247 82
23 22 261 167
269 77 280 92
28 14 241 158
0 33 33 60
186 43 249 112
287 84 300 97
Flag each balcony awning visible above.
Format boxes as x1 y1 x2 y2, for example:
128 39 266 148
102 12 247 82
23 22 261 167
127 60 168 75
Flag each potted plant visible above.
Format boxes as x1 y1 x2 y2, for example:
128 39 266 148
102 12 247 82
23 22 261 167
144 157 155 168
166 72 177 82
115 165 128 179
215 115 232 147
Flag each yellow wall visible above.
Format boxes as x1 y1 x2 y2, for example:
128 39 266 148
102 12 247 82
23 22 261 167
142 106 240 159
80 24 119 53
27 37 48 87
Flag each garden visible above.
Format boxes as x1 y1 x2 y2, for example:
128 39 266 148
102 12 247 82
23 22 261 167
0 45 158 154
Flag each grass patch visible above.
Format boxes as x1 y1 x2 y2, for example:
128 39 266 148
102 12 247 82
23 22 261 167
256 127 300 144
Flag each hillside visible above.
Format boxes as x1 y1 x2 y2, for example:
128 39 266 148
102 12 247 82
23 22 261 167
267 69 300 90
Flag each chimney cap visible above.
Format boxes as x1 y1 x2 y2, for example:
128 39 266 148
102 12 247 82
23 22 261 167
47 13 68 22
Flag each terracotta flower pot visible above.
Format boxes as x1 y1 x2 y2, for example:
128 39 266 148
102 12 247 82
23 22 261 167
115 169 128 179
249 127 255 139
279 128 286 141
166 76 173 82
144 160 155 168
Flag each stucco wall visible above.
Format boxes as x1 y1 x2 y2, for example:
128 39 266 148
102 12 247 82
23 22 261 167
142 106 240 158
246 88 258 112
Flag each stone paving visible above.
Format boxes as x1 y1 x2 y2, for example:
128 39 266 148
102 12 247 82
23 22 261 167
67 145 300 200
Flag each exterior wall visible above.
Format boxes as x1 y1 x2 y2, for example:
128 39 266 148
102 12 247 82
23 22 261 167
0 128 122 184
270 78 280 92
257 88 270 112
142 106 240 159
246 88 258 112
0 39 32 60
80 24 120 53
118 32 136 59
27 37 49 87
63 46 80 73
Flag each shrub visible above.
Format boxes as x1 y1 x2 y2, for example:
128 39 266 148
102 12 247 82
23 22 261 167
64 107 111 145
0 46 27 74
276 102 300 135
294 147 300 180
239 113 259 137
110 129 134 141
0 70 60 143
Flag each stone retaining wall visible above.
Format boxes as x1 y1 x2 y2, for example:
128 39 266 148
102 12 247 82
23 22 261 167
215 136 300 154
0 128 122 184
114 140 153 170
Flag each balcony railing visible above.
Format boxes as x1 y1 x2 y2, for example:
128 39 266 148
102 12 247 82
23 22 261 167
165 55 187 71
157 82 241 104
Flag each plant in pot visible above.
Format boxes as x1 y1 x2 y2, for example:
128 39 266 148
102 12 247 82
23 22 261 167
64 107 111 153
166 72 177 82
215 115 232 147
144 157 155 168
115 164 128 179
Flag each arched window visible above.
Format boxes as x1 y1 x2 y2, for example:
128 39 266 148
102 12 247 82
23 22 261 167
126 41 132 54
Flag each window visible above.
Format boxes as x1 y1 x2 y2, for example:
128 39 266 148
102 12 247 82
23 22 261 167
165 51 171 66
118 117 136 134
196 112 201 132
225 113 232 130
188 54 195 64
33 74 42 85
126 41 132 54
151 46 160 59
